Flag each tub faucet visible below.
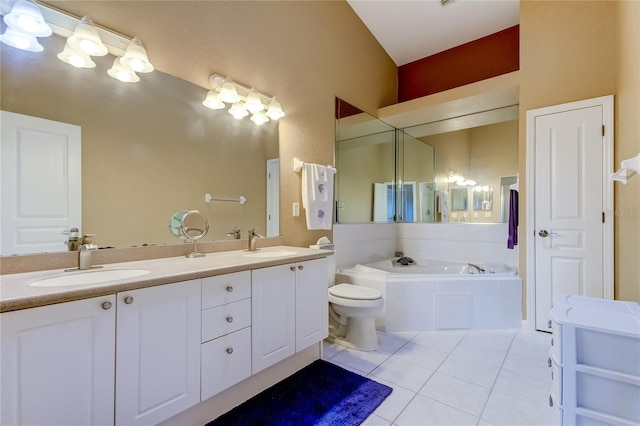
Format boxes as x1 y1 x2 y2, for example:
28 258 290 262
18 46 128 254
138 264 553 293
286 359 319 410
78 234 98 270
247 228 263 251
467 263 485 274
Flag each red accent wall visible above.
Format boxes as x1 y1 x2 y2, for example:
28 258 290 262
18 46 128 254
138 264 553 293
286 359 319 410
398 25 519 102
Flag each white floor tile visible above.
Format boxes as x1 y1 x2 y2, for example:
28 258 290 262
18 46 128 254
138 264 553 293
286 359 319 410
395 394 479 426
330 347 389 374
370 356 435 392
322 340 346 359
501 351 551 380
508 338 551 361
492 369 552 407
514 329 552 347
437 353 500 388
391 341 449 370
419 372 490 417
361 413 392 426
462 329 515 352
481 390 555 426
368 377 417 423
410 330 466 353
451 340 508 368
376 332 409 355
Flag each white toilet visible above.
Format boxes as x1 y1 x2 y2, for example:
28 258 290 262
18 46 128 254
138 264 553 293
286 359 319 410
328 283 384 351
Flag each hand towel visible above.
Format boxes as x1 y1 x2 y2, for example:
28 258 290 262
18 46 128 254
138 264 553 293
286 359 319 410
438 191 450 223
507 189 518 249
302 163 336 230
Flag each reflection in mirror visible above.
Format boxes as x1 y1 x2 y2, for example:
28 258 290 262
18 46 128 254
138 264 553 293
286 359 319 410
451 188 469 211
169 210 210 258
1 32 279 254
473 187 493 210
500 175 518 222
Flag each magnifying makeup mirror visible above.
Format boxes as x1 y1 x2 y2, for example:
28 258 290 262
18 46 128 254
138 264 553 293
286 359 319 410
169 210 210 258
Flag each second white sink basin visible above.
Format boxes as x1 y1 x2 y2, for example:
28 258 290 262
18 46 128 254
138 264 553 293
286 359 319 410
30 269 151 287
243 250 297 258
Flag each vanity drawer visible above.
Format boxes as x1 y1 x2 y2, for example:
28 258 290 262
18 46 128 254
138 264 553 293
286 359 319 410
201 327 251 401
202 271 251 309
202 299 251 343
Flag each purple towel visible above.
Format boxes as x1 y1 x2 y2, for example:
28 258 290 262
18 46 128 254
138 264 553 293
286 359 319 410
507 189 518 249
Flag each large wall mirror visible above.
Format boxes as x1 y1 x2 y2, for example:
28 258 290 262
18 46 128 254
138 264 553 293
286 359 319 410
335 96 518 224
1 32 279 255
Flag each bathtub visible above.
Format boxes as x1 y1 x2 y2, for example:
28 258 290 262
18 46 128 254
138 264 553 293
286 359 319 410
336 258 522 332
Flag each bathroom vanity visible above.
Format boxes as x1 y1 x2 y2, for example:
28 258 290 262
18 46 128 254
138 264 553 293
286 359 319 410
0 247 330 426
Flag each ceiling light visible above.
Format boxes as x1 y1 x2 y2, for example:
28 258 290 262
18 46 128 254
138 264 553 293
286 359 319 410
202 90 225 109
0 26 42 51
57 42 96 68
250 111 269 125
2 0 52 37
219 77 240 104
265 97 285 120
119 37 153 73
228 102 249 119
67 15 108 56
107 57 139 82
244 88 265 114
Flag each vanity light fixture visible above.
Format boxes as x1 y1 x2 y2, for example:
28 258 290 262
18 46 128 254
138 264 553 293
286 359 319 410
0 0 52 51
107 56 140 83
57 41 96 68
67 16 108 56
203 73 286 124
119 36 153 73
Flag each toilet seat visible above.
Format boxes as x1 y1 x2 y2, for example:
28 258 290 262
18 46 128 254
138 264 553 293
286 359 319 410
329 283 381 300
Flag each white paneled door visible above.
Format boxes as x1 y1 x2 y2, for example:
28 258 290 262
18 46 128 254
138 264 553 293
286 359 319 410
1 111 81 255
527 96 614 331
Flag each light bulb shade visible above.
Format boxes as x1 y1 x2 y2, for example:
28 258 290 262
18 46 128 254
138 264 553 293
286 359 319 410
0 27 42 51
244 88 265 114
120 37 154 73
228 102 248 119
67 16 108 56
202 90 225 109
250 111 269 125
3 0 52 37
57 42 96 68
265 97 285 120
107 57 140 83
219 78 240 103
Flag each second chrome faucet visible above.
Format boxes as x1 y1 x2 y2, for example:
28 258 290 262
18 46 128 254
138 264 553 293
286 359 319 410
247 228 263 251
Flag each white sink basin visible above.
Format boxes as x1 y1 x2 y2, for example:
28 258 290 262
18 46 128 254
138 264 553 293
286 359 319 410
243 250 297 258
30 269 151 287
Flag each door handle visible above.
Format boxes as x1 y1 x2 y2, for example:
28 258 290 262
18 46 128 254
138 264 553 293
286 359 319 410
538 229 559 238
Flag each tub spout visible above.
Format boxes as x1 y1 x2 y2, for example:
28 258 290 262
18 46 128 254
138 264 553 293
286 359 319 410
468 263 485 274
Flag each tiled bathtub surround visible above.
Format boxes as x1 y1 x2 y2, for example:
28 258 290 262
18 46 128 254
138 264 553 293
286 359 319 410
323 328 555 426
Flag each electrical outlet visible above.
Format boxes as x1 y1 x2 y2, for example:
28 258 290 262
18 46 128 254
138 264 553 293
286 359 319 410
293 202 300 217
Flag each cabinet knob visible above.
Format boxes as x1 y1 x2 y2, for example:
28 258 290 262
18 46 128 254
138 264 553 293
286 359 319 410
226 285 234 292
551 338 554 346
290 266 295 271
547 319 552 328
226 316 233 323
124 296 134 304
298 265 303 270
101 301 112 310
547 357 552 368
226 347 234 354
548 395 554 407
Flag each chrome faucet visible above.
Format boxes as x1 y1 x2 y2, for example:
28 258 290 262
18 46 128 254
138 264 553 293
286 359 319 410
227 226 241 240
467 263 485 274
78 234 98 270
247 228 263 251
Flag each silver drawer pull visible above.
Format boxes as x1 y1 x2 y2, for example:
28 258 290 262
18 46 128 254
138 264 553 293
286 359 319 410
290 266 295 271
551 338 554 346
101 301 112 310
298 265 303 270
548 357 552 368
226 285 233 292
226 347 233 354
547 319 552 328
226 316 233 323
124 296 134 304
549 395 554 407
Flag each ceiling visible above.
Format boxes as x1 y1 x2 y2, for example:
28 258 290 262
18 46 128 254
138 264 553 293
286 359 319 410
346 0 520 66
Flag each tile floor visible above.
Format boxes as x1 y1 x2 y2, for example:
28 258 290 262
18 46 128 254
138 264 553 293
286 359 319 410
322 328 556 426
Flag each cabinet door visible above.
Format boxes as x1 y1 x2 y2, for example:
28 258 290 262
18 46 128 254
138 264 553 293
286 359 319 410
295 258 329 351
115 280 201 426
1 296 116 426
251 264 296 374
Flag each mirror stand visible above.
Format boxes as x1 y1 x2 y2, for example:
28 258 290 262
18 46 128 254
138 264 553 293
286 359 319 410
169 210 210 258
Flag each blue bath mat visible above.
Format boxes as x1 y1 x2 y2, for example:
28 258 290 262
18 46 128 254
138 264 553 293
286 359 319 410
205 359 392 426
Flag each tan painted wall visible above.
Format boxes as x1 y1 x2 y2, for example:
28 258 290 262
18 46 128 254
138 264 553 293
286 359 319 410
520 0 639 302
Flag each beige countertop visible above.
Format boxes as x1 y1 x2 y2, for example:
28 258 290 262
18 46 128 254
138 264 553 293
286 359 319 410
0 246 332 313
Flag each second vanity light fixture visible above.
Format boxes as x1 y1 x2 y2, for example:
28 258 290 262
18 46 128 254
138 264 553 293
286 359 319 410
202 74 285 125
0 1 154 83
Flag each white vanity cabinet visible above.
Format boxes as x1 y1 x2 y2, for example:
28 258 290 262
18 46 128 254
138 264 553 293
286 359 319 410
251 258 328 373
201 271 252 400
549 294 640 425
1 295 117 426
115 279 201 426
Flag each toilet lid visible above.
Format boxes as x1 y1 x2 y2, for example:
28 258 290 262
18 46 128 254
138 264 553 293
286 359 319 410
330 283 381 300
